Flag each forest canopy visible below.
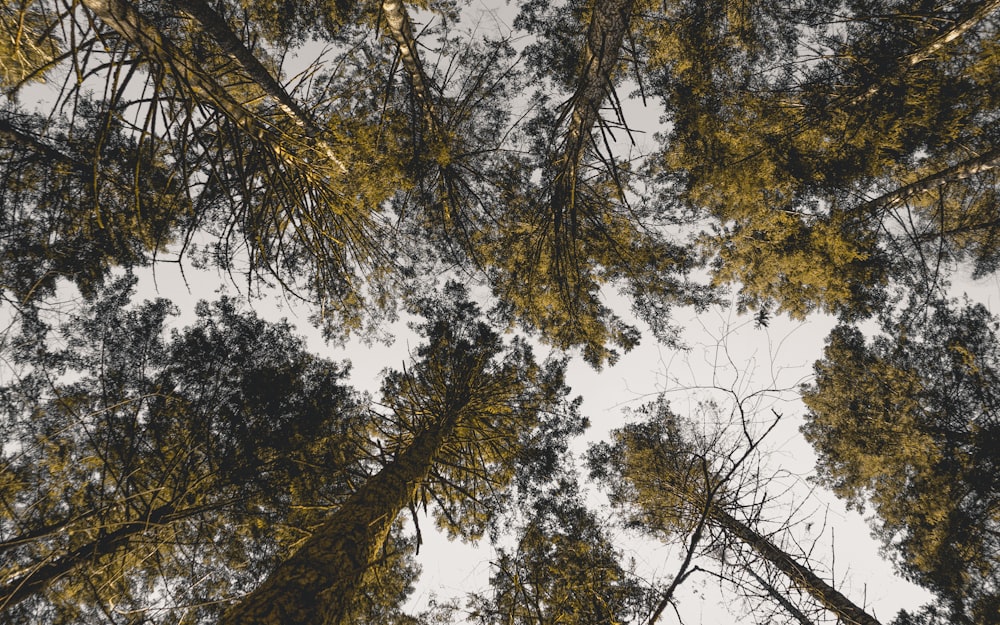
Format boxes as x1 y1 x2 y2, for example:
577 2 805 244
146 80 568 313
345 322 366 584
1 0 999 623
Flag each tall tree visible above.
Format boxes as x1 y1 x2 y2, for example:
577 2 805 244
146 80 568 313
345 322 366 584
468 452 652 625
0 277 385 623
644 0 1000 319
220 282 580 625
589 397 884 625
802 297 1000 625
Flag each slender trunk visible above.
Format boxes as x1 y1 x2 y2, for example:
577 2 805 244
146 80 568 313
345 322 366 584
905 0 1000 66
0 503 177 611
551 0 635 237
850 0 1000 104
219 410 463 625
79 0 323 176
864 146 1000 212
710 507 883 625
0 118 80 168
381 0 437 123
745 564 816 625
173 0 346 172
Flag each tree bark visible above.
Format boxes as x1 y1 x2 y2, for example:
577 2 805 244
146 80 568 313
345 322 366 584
711 507 883 625
850 0 1000 104
79 0 339 177
380 0 437 123
219 409 463 625
551 0 635 236
173 0 346 172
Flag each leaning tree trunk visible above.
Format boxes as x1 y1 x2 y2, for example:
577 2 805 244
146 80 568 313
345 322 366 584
80 0 342 176
219 409 462 625
711 507 884 625
173 0 346 172
550 0 635 240
850 0 1000 104
863 145 1000 213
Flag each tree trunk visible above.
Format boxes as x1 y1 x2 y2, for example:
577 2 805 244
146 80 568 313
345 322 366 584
173 0 346 172
219 410 462 625
551 0 635 237
864 145 1000 212
381 0 437 123
79 0 333 176
711 507 883 625
849 0 1000 104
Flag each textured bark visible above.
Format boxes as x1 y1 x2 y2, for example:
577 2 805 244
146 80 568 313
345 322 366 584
219 410 462 625
711 507 883 625
905 0 1000 66
174 0 346 172
0 503 177 611
380 0 437 123
551 0 636 236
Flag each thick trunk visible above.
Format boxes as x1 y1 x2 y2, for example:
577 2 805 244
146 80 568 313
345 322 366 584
711 507 883 625
219 411 461 625
551 0 635 236
0 503 177 611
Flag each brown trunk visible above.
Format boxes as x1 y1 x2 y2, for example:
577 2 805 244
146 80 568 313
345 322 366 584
745 564 816 625
173 0 345 172
380 0 437 122
79 0 319 175
850 0 1000 104
219 411 462 625
551 0 635 237
711 507 883 625
905 0 1000 66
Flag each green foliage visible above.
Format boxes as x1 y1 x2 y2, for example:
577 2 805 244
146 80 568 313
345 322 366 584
469 475 651 625
0 108 191 303
646 0 1000 318
802 298 1000 624
0 277 379 622
588 397 724 538
376 282 584 541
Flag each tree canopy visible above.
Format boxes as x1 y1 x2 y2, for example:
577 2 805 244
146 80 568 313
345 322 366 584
2 0 1000 623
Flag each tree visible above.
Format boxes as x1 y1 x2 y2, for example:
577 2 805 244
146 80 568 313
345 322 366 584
467 456 652 625
643 0 1000 319
589 397 884 625
219 282 580 625
0 276 400 623
802 297 1000 625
